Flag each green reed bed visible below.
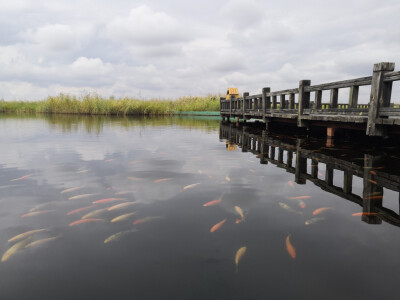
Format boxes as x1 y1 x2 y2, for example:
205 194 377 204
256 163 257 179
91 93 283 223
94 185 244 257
0 94 220 115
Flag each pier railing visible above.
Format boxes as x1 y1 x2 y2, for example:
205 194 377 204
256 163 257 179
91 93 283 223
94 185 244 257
220 62 400 136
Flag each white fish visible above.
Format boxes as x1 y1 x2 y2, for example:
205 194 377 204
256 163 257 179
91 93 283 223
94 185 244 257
60 186 84 194
305 217 325 226
68 193 99 200
104 229 138 243
279 202 303 215
2 238 31 262
111 212 137 223
81 208 108 219
183 183 201 190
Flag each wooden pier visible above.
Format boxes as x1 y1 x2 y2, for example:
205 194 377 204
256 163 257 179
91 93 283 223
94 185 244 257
220 122 400 227
220 62 400 137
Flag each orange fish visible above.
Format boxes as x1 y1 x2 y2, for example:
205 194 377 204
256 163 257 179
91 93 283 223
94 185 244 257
210 219 227 233
287 196 311 200
312 207 333 215
370 171 377 175
154 178 171 183
351 212 378 216
299 201 306 209
92 198 124 204
318 172 323 177
375 166 384 170
21 210 54 218
286 235 296 259
203 199 222 207
66 205 94 216
288 181 294 187
368 179 377 184
69 218 103 226
235 219 243 224
11 174 33 181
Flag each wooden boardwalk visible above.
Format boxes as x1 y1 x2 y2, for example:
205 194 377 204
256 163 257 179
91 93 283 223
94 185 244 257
220 122 400 227
220 62 400 136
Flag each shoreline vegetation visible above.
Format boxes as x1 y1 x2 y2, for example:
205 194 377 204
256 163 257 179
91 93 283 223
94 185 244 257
0 94 220 115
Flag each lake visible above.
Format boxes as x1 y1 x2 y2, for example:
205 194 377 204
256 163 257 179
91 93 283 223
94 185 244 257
1 114 400 300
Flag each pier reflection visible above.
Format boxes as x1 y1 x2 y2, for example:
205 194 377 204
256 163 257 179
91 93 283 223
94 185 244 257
220 121 400 227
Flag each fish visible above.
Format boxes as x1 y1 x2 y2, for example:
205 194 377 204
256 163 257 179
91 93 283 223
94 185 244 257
279 203 303 215
288 180 294 187
10 174 33 181
287 198 306 209
68 193 99 200
235 246 247 272
111 212 137 223
69 218 104 226
92 198 125 204
312 207 333 215
76 169 89 174
183 183 201 190
286 196 311 200
107 202 138 211
8 228 49 243
21 210 54 218
197 170 203 174
105 159 114 162
225 176 231 182
210 219 227 233
81 208 108 219
133 216 164 225
24 235 61 249
235 219 243 224
29 202 58 212
249 169 256 173
154 178 171 183
286 235 296 259
128 160 140 165
305 217 325 226
104 229 138 243
370 171 377 175
318 172 323 177
1 238 31 262
127 177 143 181
60 186 84 194
114 191 135 195
351 212 378 216
234 206 245 220
66 205 94 216
203 198 222 207
367 179 377 184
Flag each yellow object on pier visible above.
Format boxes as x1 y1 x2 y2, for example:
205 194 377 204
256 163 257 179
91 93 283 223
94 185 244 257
226 88 239 100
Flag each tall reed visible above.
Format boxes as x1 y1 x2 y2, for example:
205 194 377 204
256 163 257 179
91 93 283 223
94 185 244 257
0 94 220 115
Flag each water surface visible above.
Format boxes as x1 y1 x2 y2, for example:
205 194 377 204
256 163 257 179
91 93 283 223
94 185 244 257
1 115 400 300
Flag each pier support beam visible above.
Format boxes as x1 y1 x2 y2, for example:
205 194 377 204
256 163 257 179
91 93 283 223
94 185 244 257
298 80 311 127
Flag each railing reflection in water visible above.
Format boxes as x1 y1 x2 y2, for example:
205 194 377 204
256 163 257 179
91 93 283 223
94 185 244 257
219 121 400 227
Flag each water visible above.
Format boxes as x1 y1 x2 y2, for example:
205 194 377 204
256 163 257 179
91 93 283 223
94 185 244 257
1 114 400 300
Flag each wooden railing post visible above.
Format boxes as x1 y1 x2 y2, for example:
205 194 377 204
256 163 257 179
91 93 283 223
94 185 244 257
289 93 295 109
314 90 322 109
280 95 286 109
367 62 395 136
298 80 311 127
272 95 277 109
349 86 359 108
243 92 249 119
262 87 270 115
330 88 338 108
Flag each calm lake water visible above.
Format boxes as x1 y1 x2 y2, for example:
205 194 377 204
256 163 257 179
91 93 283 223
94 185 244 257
1 114 400 300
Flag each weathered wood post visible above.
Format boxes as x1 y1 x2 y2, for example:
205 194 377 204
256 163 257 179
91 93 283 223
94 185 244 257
349 86 359 108
278 148 284 163
311 159 318 178
288 93 294 109
287 151 293 169
325 164 334 186
297 80 311 127
243 92 249 121
366 62 395 136
343 171 353 194
295 139 306 184
362 154 383 224
262 87 270 117
280 95 286 109
314 90 322 109
272 95 277 109
330 88 338 108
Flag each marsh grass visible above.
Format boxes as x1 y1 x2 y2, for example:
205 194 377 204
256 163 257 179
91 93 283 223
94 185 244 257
0 94 220 115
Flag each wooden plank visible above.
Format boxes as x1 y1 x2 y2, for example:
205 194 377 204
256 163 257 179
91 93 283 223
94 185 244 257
305 76 372 92
270 88 299 96
384 70 400 82
367 62 395 136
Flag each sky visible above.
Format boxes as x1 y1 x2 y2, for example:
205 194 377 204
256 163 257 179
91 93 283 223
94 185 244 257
0 0 399 101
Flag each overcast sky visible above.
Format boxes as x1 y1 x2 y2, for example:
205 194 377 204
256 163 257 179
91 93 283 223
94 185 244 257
0 0 399 101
